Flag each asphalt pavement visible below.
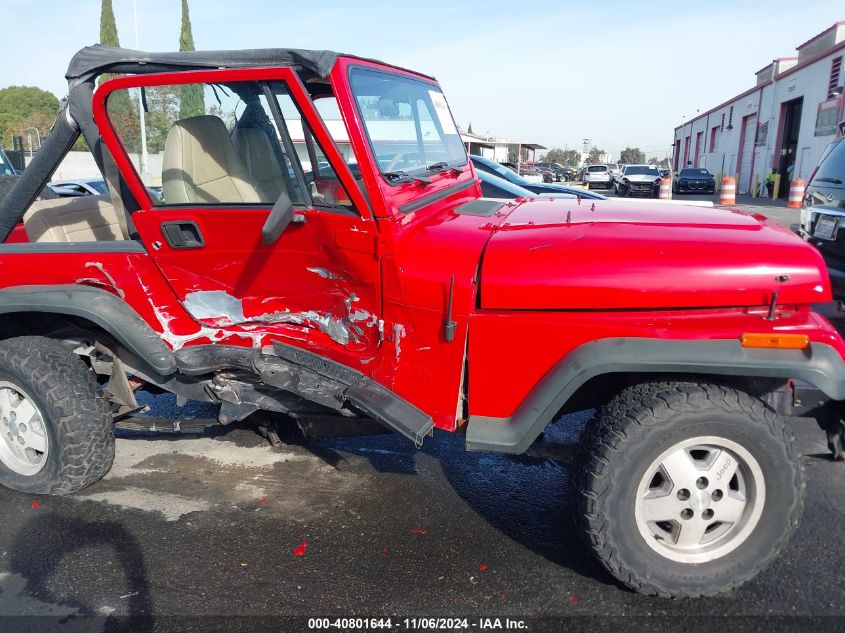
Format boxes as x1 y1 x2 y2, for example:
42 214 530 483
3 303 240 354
0 390 843 631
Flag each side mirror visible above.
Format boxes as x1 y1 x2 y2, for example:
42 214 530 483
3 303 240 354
261 192 295 244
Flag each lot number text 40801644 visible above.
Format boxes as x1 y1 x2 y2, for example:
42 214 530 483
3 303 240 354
307 617 529 630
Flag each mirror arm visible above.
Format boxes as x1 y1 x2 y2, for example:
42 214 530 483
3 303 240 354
261 192 296 244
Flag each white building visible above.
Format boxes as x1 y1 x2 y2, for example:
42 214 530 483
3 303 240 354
672 21 845 196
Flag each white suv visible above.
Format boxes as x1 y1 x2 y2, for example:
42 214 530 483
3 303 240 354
582 164 612 189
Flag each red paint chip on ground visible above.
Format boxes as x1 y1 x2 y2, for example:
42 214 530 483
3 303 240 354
479 564 488 571
261 498 267 505
31 501 39 509
293 541 308 556
412 529 426 534
383 547 389 554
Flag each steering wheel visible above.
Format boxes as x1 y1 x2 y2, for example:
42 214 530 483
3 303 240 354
385 152 412 173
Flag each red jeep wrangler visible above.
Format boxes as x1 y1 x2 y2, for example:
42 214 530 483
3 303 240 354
0 45 844 598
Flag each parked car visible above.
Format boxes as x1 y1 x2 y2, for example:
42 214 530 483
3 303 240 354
536 161 575 182
0 149 17 177
615 164 661 197
798 121 845 298
48 178 109 197
560 166 579 181
472 155 605 198
0 44 842 600
581 164 613 189
605 163 622 179
478 169 595 200
517 164 553 183
673 168 716 194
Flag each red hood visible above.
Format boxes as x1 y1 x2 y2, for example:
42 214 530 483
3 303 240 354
479 199 831 310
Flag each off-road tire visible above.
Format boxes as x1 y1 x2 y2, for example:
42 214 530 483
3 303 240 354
0 336 114 495
571 381 804 597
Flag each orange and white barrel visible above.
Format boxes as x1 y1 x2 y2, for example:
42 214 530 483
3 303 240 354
787 178 805 209
719 176 736 205
658 176 672 200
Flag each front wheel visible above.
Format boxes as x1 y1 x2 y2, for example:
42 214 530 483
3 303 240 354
572 381 804 597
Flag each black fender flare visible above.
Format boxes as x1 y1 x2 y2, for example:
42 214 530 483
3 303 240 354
0 284 176 376
465 337 845 454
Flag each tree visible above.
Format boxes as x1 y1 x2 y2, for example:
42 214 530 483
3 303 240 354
543 148 581 166
648 156 670 168
619 147 646 165
100 0 119 47
0 86 60 147
97 0 135 152
586 146 605 165
179 0 205 119
507 145 530 165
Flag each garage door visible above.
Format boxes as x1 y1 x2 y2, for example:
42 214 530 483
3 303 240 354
738 115 756 194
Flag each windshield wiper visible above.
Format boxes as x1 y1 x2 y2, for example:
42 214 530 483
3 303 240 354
815 177 843 184
382 170 432 185
427 162 467 176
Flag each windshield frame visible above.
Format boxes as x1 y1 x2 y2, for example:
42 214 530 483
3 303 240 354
347 66 468 185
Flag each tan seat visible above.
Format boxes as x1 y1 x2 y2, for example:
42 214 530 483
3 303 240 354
231 127 287 201
24 195 125 243
163 115 263 205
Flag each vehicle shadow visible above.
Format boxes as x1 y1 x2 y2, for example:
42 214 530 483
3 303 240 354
7 511 154 631
427 411 618 588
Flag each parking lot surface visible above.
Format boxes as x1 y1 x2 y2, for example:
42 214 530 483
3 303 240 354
0 389 843 630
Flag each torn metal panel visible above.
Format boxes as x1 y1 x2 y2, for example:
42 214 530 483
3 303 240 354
180 289 381 348
183 290 245 323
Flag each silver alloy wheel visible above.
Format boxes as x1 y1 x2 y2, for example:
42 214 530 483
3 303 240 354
634 436 765 564
0 380 49 476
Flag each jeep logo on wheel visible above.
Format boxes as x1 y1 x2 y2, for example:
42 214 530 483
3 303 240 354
715 456 733 481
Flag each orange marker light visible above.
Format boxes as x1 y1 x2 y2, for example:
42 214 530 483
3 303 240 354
740 333 809 350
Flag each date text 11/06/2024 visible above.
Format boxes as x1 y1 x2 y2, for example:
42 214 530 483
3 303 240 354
307 618 529 630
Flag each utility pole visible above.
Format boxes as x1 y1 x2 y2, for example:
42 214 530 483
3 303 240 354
133 0 148 180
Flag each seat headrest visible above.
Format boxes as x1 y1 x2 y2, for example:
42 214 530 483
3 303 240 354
163 115 262 205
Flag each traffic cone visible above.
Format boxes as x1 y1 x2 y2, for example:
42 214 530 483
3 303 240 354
659 176 672 200
719 176 736 205
787 178 805 209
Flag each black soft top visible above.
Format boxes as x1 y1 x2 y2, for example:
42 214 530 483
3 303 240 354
66 45 430 89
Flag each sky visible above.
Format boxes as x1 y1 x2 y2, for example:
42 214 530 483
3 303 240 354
0 0 842 160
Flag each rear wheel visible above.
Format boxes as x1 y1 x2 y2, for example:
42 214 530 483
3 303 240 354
0 336 114 495
572 381 804 597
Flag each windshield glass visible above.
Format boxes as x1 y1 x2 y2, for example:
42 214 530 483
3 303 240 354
349 68 467 176
587 166 607 172
625 166 659 176
813 139 845 185
679 169 711 177
87 180 109 194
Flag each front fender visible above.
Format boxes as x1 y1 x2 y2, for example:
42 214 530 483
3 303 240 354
465 337 845 454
